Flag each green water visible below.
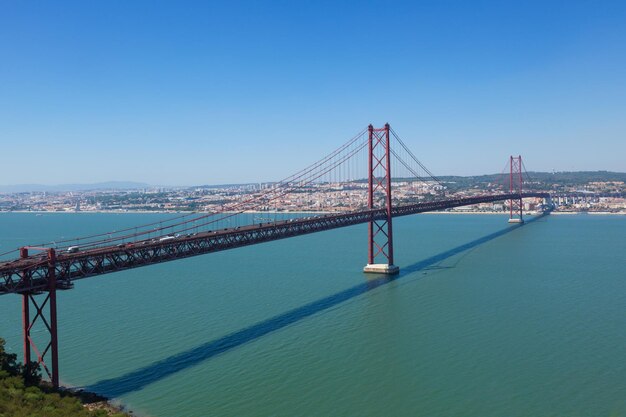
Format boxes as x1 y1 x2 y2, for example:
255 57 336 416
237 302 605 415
1 212 625 417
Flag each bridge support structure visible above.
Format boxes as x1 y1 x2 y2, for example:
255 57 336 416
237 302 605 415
508 155 524 224
364 123 399 275
19 247 60 388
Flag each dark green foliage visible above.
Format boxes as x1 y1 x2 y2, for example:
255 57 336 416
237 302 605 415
0 338 19 376
0 338 41 385
0 338 127 417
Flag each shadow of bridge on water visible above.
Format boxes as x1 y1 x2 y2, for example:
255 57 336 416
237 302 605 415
85 213 546 397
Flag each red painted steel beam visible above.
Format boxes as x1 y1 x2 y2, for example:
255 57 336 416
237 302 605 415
47 249 59 388
20 247 31 369
384 123 394 265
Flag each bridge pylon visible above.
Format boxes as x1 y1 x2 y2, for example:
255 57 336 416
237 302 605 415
363 123 399 275
19 247 60 388
508 155 524 224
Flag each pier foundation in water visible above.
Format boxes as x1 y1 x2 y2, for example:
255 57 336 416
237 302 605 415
363 264 400 275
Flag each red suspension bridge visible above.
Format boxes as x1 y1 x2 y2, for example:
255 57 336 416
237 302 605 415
0 124 550 387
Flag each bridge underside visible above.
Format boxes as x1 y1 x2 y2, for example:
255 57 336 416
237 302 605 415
1 192 549 295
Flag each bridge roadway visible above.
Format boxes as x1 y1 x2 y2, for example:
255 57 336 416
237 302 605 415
0 192 549 294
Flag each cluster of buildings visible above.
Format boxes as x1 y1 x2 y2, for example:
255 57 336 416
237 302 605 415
0 180 624 214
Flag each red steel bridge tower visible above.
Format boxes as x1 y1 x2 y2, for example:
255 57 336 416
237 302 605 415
363 123 399 275
508 155 524 224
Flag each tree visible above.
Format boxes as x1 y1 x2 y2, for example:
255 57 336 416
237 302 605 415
0 338 41 385
1 337 129 416
0 337 19 376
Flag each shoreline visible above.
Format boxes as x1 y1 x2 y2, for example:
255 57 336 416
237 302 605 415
63 388 131 416
36 381 136 417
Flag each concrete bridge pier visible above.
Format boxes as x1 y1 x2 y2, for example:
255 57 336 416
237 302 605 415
363 263 400 274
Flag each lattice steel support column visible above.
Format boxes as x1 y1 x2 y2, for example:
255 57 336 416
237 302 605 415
364 123 399 274
20 248 60 387
508 155 524 224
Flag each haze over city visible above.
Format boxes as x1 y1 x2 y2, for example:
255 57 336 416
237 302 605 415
1 1 625 186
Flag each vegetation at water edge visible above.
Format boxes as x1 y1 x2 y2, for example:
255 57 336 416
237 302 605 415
0 338 128 417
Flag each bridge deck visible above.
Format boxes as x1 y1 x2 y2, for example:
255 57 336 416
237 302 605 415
0 192 549 294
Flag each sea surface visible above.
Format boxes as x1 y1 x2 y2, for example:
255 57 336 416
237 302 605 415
1 212 625 417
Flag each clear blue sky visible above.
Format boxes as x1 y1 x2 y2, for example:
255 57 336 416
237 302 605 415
1 0 625 185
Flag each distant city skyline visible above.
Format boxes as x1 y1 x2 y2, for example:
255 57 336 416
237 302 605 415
1 1 625 185
2 169 626 193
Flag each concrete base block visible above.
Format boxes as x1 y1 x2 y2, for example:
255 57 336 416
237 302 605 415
363 264 400 275
508 218 524 224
